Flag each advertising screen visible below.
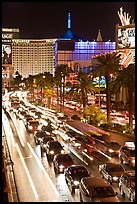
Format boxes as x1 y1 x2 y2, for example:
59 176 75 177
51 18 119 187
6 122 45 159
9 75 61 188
116 24 135 50
2 44 12 64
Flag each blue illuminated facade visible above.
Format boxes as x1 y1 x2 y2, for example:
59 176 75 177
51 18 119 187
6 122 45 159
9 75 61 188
57 13 116 70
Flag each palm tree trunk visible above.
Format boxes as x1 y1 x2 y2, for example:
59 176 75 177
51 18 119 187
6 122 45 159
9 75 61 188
129 90 134 133
106 74 111 126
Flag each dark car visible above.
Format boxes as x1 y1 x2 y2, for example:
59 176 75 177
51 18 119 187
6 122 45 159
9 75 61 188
99 162 125 184
79 177 119 202
45 140 65 161
41 136 54 151
119 171 135 202
65 165 91 193
34 131 48 145
26 119 40 132
104 141 121 156
53 153 75 174
41 124 53 133
119 144 135 167
23 115 34 126
34 111 42 119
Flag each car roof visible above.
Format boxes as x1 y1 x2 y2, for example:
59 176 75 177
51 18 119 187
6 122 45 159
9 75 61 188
68 165 87 170
103 162 122 167
82 177 109 187
121 170 135 177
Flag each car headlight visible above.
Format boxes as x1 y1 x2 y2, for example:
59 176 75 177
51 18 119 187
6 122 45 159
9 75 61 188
74 180 79 186
38 126 41 130
61 150 65 154
38 138 43 141
131 159 135 164
112 176 118 181
108 149 114 153
50 150 54 154
29 126 33 130
59 165 64 169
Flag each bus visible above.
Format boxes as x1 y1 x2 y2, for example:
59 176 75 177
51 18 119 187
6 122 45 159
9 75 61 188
9 95 20 109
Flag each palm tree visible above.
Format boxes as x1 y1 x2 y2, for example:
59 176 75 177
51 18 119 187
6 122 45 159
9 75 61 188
54 64 73 112
92 51 122 126
12 71 22 91
110 63 135 133
69 71 97 111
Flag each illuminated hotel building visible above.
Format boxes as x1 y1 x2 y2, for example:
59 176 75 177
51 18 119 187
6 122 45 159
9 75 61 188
12 39 58 78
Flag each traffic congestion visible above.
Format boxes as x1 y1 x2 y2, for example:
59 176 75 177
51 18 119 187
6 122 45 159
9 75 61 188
2 91 135 202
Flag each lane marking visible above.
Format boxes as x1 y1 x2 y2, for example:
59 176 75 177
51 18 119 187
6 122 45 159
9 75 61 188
27 142 60 197
16 143 39 200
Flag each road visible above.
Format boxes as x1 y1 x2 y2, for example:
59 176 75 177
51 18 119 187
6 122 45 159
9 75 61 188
2 105 134 202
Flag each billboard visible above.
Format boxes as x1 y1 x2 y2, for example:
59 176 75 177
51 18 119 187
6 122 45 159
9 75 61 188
116 24 135 50
2 44 12 64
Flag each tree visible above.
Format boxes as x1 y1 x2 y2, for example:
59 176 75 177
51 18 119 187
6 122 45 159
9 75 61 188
83 104 107 126
110 63 135 133
12 71 22 91
69 71 97 110
92 51 122 126
54 64 73 112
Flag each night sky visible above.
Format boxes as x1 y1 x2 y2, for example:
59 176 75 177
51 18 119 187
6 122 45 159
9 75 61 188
2 2 135 41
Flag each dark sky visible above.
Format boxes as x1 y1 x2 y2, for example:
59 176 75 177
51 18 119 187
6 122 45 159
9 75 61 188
2 2 135 41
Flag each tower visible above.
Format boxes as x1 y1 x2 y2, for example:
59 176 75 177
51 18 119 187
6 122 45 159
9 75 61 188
96 29 103 42
68 13 71 30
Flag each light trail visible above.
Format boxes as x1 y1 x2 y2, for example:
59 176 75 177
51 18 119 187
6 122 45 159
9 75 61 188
27 142 60 198
16 143 39 200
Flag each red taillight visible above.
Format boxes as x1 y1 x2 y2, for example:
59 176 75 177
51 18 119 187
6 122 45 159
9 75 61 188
33 126 38 130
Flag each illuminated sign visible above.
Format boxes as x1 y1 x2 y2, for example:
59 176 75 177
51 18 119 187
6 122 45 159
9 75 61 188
2 33 13 39
2 44 12 64
116 24 135 50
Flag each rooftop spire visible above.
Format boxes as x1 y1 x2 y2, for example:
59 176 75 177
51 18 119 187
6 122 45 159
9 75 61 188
96 29 103 41
68 13 71 30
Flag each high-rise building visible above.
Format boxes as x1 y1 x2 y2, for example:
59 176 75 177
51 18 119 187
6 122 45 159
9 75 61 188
12 39 58 78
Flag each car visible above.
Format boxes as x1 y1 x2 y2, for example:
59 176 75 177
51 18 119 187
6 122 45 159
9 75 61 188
79 177 119 202
119 142 135 167
119 171 135 202
23 115 34 126
17 110 28 120
26 119 40 132
99 162 125 184
34 111 42 119
104 141 121 156
41 136 55 152
53 153 75 174
34 131 48 145
41 124 53 133
45 140 65 161
64 165 91 193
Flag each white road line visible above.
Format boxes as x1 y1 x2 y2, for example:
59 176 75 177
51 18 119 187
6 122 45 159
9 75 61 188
16 143 39 200
27 142 60 197
9 112 25 147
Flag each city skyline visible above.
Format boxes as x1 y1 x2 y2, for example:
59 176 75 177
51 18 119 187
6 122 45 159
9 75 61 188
2 2 135 41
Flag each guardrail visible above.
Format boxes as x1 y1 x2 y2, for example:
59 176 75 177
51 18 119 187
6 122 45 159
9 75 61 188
2 123 19 202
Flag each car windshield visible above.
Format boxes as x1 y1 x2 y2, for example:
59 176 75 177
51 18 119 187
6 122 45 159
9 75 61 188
109 142 120 147
50 142 62 149
129 150 135 157
30 121 39 126
58 155 72 162
130 177 135 188
92 186 116 198
107 165 124 172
